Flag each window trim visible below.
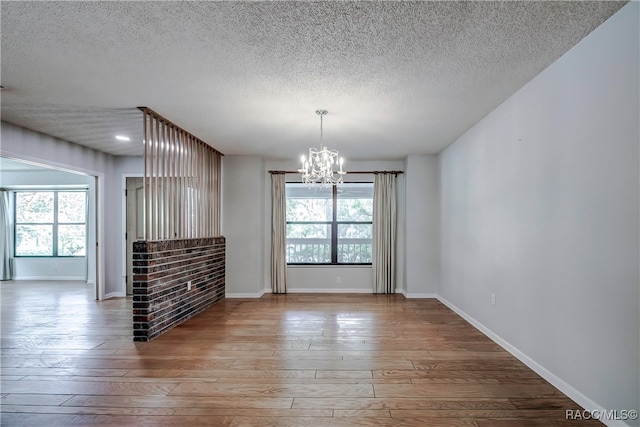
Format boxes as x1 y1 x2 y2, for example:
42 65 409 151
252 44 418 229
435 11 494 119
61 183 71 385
285 182 373 266
13 190 87 258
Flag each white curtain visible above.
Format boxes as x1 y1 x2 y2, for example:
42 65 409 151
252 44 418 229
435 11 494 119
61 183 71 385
270 173 287 294
0 190 12 280
372 173 397 294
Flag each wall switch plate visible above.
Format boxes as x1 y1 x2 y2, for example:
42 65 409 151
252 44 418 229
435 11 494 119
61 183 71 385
491 293 496 306
336 276 342 284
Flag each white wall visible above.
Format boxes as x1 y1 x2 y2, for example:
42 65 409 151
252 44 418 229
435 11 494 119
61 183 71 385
0 122 124 298
404 155 439 297
286 266 373 293
439 2 639 420
222 157 409 296
222 155 265 296
11 258 86 281
0 167 94 281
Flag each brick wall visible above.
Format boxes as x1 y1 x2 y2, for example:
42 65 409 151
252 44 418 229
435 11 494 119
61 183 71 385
132 237 225 341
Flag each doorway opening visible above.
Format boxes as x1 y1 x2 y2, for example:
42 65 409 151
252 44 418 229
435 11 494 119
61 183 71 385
0 157 101 298
124 176 144 295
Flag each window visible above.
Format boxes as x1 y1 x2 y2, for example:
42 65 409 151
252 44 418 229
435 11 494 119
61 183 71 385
286 183 373 264
14 191 87 257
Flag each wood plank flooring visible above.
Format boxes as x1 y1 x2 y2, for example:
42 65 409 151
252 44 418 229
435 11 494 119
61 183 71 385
1 281 601 426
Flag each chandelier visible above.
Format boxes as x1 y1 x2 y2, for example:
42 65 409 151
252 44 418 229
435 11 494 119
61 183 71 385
298 109 346 186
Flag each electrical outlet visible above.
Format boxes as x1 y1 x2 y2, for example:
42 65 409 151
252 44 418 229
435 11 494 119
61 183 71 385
336 276 342 284
187 281 192 291
491 293 496 306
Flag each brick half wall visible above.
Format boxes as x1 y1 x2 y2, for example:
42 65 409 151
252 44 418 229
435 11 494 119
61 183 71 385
132 237 225 341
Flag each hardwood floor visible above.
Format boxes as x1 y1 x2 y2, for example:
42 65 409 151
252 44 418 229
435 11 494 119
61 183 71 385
1 281 601 426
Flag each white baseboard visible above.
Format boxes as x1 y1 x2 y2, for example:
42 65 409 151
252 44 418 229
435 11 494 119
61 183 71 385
285 287 372 293
436 295 628 427
227 288 428 297
225 289 267 298
12 276 86 281
401 290 438 299
103 291 125 299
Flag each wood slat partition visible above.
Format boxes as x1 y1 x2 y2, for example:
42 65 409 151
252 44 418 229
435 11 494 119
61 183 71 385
140 107 223 240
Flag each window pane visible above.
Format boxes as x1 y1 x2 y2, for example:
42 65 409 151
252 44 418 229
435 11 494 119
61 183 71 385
337 183 373 221
284 182 373 265
286 241 331 263
286 223 331 263
58 192 86 223
286 223 330 239
15 225 53 256
58 225 86 256
286 184 332 222
337 224 372 263
15 192 54 223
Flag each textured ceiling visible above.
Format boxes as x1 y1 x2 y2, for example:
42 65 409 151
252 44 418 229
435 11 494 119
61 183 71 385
0 1 626 159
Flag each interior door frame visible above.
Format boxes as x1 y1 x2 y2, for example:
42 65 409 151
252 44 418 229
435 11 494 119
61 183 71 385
121 174 143 296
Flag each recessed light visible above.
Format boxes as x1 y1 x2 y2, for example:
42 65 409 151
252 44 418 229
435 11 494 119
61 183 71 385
115 135 131 141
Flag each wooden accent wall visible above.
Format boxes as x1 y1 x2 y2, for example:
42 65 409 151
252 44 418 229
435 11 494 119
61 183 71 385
132 237 225 341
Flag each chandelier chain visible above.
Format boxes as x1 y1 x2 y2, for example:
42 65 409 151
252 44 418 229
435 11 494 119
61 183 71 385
316 109 327 141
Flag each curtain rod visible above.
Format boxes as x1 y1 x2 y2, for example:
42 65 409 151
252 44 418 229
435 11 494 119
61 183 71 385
268 170 403 175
